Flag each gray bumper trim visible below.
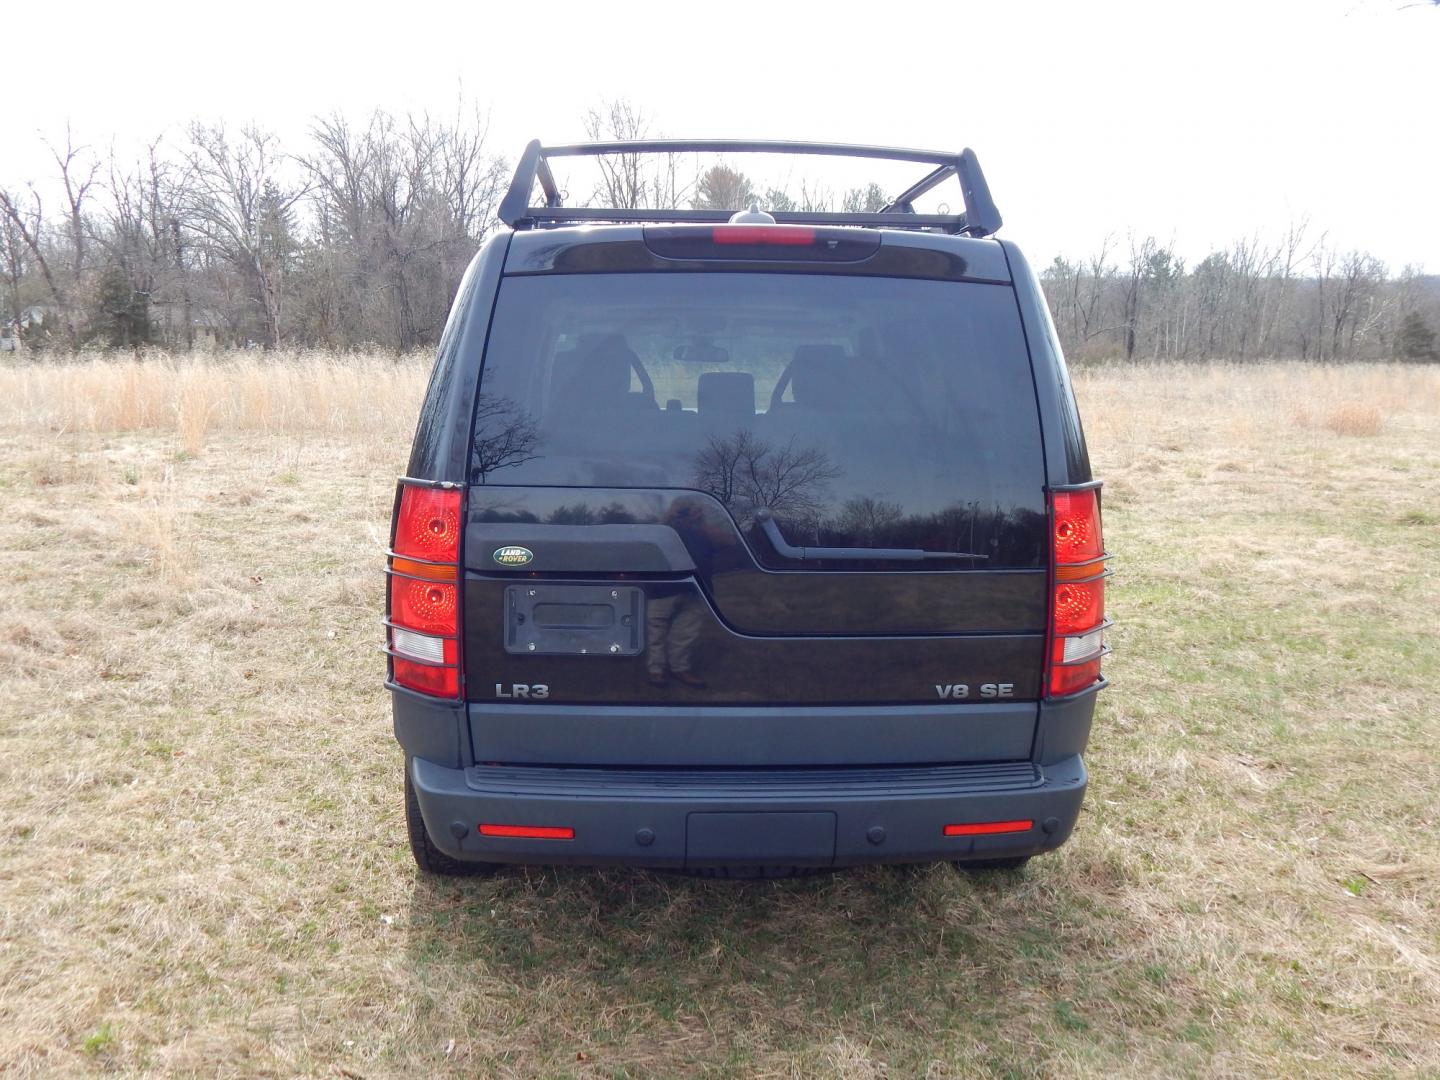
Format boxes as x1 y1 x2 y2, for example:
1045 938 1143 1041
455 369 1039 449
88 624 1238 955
409 753 1086 869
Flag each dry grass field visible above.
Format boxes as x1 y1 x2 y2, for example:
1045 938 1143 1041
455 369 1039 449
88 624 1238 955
1 354 1438 1078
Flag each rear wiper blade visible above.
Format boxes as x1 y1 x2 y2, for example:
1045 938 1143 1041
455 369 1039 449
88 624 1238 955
755 509 989 562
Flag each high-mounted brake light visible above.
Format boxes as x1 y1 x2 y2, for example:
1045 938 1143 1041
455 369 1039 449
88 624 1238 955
711 225 816 245
387 483 464 698
1046 488 1109 697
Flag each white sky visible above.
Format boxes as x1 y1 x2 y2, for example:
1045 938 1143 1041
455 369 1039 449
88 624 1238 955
5 0 1437 270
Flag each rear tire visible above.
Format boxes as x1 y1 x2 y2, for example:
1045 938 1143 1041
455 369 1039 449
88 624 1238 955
675 865 832 880
951 856 1030 873
405 763 500 878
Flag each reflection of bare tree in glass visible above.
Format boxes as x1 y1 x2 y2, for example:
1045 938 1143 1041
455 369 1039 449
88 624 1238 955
691 430 841 527
835 496 905 545
471 395 542 483
545 501 636 525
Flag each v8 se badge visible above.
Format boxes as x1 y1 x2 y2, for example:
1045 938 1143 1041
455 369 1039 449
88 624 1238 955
936 683 1014 699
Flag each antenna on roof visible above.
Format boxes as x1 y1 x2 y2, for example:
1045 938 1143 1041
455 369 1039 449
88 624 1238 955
728 204 776 225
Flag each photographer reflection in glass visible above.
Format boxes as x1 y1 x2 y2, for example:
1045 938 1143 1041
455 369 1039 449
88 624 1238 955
646 496 729 689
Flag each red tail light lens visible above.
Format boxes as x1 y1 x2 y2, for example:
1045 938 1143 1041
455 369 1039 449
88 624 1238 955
392 657 459 698
1053 579 1104 635
1052 491 1104 562
394 485 461 562
388 483 463 698
390 577 457 637
1047 487 1108 697
711 225 816 245
1049 643 1102 697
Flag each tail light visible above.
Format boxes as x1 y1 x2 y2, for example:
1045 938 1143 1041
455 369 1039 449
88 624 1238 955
1046 487 1111 697
386 482 463 698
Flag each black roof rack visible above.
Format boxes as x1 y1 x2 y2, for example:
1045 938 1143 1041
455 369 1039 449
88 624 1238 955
497 139 1003 238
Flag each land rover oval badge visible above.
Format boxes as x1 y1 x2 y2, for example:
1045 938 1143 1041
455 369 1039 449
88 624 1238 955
492 545 534 567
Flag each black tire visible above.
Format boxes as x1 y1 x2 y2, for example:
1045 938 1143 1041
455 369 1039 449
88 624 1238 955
404 764 500 877
674 865 832 880
951 856 1030 873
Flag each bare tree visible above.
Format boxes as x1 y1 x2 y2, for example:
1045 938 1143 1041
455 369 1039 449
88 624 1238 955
300 105 504 350
583 100 648 209
836 495 905 543
0 186 76 348
581 99 685 210
470 396 542 482
692 430 841 528
0 203 30 346
48 131 100 300
183 123 306 348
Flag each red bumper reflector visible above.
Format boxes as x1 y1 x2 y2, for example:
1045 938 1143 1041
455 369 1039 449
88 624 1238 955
478 824 575 840
943 820 1033 837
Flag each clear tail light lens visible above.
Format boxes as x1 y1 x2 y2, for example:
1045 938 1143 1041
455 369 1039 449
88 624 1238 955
390 626 447 665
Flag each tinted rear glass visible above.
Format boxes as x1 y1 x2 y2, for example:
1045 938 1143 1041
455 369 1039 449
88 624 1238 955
471 272 1045 564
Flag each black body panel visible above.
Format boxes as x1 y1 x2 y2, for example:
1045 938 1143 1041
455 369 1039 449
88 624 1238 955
1000 239 1093 486
504 225 1013 283
394 670 1100 771
465 575 1043 706
468 487 1047 636
405 233 511 483
467 700 1038 766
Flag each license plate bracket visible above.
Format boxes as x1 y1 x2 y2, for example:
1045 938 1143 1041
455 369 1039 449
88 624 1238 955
504 584 644 656
686 812 838 867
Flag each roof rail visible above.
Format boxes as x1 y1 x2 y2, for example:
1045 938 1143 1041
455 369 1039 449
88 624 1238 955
497 140 1003 238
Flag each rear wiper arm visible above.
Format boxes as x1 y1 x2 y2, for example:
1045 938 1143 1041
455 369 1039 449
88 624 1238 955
755 508 988 562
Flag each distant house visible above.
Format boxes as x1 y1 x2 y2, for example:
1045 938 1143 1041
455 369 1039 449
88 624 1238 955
151 302 228 349
0 305 60 351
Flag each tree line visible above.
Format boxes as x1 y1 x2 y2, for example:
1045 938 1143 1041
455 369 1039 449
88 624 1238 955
1 105 510 354
1043 229 1439 364
2 99 1436 362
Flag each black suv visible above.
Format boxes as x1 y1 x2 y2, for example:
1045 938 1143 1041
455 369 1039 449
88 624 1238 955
387 140 1108 877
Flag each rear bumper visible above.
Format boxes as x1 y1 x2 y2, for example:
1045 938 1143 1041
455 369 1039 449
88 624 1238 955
408 753 1087 868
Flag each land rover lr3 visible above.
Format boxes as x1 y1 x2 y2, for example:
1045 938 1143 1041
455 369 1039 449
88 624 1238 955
387 140 1109 878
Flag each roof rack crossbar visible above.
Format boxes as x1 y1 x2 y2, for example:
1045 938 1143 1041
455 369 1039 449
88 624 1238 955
538 139 960 165
497 139 1003 237
879 163 957 214
522 207 971 230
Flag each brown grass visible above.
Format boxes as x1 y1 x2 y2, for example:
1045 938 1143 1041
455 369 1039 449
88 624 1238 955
1 356 1438 1077
1322 404 1384 437
0 351 429 446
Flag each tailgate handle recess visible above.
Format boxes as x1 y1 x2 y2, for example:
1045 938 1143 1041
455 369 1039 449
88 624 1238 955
755 508 988 562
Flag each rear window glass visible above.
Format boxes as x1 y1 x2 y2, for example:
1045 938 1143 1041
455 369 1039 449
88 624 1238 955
471 272 1045 560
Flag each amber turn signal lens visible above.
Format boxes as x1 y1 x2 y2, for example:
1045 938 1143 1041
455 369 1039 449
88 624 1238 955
390 556 456 581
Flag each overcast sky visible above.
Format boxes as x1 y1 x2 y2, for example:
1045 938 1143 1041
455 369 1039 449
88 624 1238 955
6 0 1436 270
